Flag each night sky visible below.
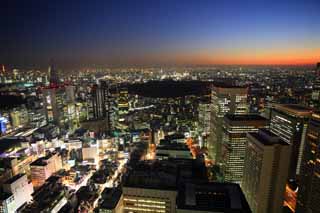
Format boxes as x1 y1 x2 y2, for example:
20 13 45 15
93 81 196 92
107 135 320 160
1 0 320 69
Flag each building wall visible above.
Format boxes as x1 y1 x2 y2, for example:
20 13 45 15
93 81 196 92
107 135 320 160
209 86 248 162
0 195 15 213
242 133 290 213
31 153 62 188
82 145 99 164
3 174 33 211
270 108 310 179
123 187 177 213
221 118 267 183
296 113 320 212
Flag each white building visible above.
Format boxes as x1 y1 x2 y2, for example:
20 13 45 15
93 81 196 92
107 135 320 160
3 173 33 212
82 144 99 165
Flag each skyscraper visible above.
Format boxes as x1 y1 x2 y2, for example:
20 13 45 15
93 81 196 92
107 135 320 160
221 114 268 183
296 112 320 212
48 65 59 85
209 83 248 162
242 129 291 213
270 104 312 180
312 62 320 102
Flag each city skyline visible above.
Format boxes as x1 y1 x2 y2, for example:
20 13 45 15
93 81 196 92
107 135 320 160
1 0 320 69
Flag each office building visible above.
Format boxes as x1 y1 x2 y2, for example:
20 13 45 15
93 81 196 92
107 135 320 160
221 114 268 183
198 103 211 134
123 161 178 213
242 129 291 213
210 83 248 162
270 104 312 179
3 174 33 211
296 112 320 212
30 152 62 188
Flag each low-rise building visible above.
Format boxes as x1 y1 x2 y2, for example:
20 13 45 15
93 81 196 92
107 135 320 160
98 187 123 213
30 152 62 188
0 192 15 213
3 174 33 212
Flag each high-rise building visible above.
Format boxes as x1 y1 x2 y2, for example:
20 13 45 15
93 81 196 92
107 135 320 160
118 87 129 112
88 81 111 134
296 112 320 212
3 174 33 211
43 85 78 128
209 83 248 162
270 104 312 179
42 88 63 125
198 103 211 146
242 129 291 213
312 63 320 102
48 65 59 85
30 152 62 188
221 114 268 183
90 84 105 119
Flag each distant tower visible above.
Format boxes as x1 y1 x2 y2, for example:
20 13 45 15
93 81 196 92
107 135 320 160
311 63 320 102
48 64 59 85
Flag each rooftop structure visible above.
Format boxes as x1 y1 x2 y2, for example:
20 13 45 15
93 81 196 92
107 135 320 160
177 182 251 213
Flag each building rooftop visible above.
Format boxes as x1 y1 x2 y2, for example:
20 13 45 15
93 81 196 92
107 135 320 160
124 160 177 190
4 173 25 185
24 176 66 212
177 182 251 213
0 191 13 201
274 104 313 117
248 129 288 146
157 142 189 151
0 136 26 153
225 114 267 122
312 111 320 121
124 159 207 190
30 157 48 166
30 152 58 166
99 187 122 210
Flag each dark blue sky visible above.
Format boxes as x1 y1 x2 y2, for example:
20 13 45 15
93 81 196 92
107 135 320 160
1 0 319 69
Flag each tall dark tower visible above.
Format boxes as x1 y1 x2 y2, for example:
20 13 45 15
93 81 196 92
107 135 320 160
90 80 112 136
296 112 320 212
312 63 320 102
48 64 59 85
